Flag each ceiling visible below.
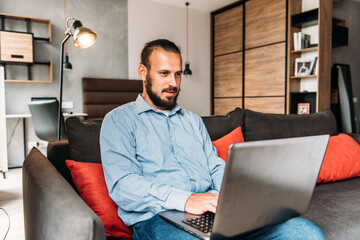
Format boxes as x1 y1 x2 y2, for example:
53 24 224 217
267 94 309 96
147 0 239 12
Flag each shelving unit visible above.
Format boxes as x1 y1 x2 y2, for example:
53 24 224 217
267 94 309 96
0 13 53 83
287 0 348 114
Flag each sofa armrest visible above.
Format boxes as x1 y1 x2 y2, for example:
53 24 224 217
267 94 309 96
23 148 106 240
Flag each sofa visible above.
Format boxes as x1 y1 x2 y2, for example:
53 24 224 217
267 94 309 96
22 108 360 240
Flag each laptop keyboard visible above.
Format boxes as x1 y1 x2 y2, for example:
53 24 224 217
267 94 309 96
182 212 215 233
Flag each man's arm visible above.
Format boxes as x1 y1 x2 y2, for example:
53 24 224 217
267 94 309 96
184 115 226 215
100 112 193 215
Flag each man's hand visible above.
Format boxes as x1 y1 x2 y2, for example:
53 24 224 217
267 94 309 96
184 193 219 215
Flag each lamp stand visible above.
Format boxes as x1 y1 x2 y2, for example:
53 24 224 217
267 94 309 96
58 34 71 140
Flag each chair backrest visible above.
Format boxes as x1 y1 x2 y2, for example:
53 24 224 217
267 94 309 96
82 78 143 120
28 99 67 141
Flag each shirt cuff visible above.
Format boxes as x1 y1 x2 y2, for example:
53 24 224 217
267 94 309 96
207 189 220 194
164 188 193 211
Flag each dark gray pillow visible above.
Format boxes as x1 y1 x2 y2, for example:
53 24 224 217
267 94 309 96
243 108 338 141
66 117 103 163
202 108 245 141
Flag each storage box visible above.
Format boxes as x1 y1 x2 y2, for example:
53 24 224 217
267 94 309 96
0 31 34 63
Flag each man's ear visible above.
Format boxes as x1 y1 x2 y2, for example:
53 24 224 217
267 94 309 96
138 64 148 81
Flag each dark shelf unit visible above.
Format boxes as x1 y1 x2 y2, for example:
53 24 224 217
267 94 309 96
290 92 316 114
291 8 348 48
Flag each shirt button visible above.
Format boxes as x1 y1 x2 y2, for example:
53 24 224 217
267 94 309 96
171 137 175 141
190 176 195 180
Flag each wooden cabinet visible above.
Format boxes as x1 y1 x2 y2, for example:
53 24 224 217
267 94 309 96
245 0 286 49
212 0 287 115
0 31 33 63
0 13 52 83
212 4 243 115
214 5 243 56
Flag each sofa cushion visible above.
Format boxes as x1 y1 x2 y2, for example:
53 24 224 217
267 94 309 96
303 177 360 239
243 108 338 141
212 127 244 162
66 117 103 163
317 133 360 183
202 108 245 141
66 160 132 239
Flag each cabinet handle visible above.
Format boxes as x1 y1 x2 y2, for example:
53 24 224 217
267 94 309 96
11 55 24 59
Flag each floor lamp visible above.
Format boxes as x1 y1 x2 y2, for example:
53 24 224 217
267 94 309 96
58 17 97 140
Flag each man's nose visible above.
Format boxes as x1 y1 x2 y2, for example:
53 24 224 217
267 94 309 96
168 74 178 87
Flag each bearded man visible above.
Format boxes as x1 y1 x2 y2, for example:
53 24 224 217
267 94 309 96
100 39 325 240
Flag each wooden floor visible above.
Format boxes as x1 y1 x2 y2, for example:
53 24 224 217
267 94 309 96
0 168 25 240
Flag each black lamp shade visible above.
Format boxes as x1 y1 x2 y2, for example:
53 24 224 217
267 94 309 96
183 62 192 75
63 53 72 70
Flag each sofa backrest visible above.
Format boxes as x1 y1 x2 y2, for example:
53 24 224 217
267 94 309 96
48 108 339 188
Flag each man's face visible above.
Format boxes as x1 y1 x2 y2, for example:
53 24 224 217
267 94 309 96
140 49 182 110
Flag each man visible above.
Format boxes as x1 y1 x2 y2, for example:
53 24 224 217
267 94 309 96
100 39 325 240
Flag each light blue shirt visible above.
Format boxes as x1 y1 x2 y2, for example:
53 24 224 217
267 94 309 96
100 95 225 226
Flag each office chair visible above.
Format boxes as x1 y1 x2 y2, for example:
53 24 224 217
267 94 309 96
28 99 67 141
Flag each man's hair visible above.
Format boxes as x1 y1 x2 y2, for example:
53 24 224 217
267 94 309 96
140 39 181 70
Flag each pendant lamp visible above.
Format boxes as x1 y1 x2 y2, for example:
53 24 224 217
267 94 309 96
184 2 192 75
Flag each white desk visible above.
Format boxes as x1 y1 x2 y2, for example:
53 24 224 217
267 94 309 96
2 112 87 177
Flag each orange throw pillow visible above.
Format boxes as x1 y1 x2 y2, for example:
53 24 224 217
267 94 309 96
66 160 132 239
212 127 245 162
317 134 360 183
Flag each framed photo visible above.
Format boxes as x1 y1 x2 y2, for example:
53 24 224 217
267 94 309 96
297 103 310 115
295 58 312 76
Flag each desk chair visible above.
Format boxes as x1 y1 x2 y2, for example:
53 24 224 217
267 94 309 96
28 99 67 141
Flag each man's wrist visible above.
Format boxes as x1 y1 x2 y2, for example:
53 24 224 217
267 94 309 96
164 189 193 211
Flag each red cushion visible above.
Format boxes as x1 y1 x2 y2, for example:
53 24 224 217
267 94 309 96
317 134 360 183
212 127 245 162
65 160 132 238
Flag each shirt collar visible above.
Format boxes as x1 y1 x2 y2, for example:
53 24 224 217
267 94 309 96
134 94 183 116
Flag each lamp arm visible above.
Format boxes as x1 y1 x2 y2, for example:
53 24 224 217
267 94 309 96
58 34 71 141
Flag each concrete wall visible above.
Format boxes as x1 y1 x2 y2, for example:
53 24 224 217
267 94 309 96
2 0 128 166
332 0 360 132
128 0 211 116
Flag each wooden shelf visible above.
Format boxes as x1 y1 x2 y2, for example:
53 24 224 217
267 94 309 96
4 61 53 83
0 13 52 83
290 74 317 79
291 47 318 54
0 13 52 42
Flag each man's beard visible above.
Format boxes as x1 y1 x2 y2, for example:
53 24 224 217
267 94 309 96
145 74 180 110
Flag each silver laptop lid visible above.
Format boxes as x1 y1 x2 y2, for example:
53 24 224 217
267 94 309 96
212 135 329 239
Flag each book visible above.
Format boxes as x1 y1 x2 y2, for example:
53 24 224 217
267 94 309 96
314 58 319 75
309 56 318 75
293 32 299 51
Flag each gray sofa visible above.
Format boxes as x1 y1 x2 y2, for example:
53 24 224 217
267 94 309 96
23 108 360 240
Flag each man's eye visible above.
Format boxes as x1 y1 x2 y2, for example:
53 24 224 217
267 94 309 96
175 72 182 78
160 72 168 76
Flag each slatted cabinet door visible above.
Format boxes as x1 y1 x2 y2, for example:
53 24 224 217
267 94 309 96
213 4 243 115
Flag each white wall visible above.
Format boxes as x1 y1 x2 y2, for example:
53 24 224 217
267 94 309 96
128 0 211 116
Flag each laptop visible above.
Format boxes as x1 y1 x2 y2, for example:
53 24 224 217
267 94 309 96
159 135 329 240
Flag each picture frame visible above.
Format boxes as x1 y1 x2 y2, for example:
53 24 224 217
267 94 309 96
297 103 310 115
295 58 312 76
